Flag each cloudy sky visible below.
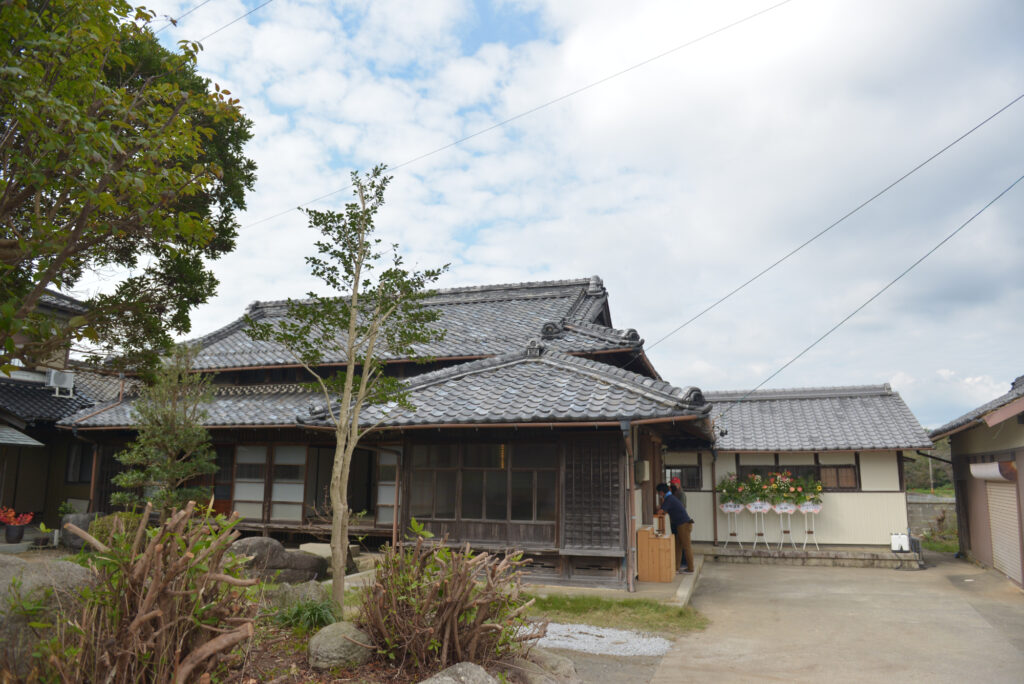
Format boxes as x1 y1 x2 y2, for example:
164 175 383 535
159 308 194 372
134 0 1023 429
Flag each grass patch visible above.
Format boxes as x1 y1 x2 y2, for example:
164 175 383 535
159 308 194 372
922 538 959 553
908 486 955 497
525 594 706 637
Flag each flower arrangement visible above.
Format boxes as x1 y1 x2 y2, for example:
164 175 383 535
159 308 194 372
0 507 33 526
716 472 824 505
714 472 751 504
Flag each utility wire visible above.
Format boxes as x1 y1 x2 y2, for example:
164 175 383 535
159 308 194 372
715 171 1024 420
243 0 797 228
199 0 276 42
644 90 1024 355
154 0 217 34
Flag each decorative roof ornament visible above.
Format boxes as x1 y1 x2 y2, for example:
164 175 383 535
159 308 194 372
587 275 605 296
622 328 640 342
681 387 706 407
540 321 563 340
525 339 545 358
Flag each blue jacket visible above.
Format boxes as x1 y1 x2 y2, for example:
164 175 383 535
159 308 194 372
660 492 693 532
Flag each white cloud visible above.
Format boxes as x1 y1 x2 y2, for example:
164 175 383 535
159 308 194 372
106 0 1024 430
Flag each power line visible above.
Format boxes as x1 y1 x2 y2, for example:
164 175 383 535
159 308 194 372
243 0 797 229
154 0 217 34
715 171 1024 420
199 0 276 42
643 90 1024 355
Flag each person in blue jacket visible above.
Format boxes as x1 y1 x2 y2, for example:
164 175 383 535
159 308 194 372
657 482 694 573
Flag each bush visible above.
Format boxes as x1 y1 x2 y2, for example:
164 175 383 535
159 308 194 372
48 501 259 683
87 512 144 546
357 536 545 672
273 599 339 634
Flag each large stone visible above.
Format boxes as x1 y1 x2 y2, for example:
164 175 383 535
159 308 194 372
265 579 331 610
0 556 96 679
307 621 373 670
419 662 498 684
229 536 288 570
60 512 101 551
229 537 329 583
299 542 360 574
500 647 581 684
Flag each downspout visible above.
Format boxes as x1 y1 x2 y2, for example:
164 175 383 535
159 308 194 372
711 447 719 546
915 449 952 465
620 420 636 593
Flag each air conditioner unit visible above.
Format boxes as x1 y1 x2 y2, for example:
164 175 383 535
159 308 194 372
46 370 75 396
634 459 650 484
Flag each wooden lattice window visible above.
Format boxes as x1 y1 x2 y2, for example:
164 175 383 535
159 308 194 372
562 438 622 551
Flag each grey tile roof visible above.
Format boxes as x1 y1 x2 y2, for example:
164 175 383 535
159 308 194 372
39 290 88 315
929 374 1024 439
0 425 44 447
305 344 711 428
707 384 932 452
0 378 93 424
62 383 319 429
187 276 640 370
64 346 711 430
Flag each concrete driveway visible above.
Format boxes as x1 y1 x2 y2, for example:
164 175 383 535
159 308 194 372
652 552 1024 683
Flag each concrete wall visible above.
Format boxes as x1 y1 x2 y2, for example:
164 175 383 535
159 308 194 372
906 494 956 536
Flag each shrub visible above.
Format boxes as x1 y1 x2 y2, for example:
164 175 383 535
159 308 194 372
357 536 546 672
273 599 339 634
87 511 144 546
51 501 259 683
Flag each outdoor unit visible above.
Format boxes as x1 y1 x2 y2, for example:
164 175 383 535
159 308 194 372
46 369 75 397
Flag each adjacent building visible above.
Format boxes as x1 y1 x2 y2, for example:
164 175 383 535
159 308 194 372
930 375 1024 586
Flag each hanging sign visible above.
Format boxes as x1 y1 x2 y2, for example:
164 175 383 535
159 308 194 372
798 502 822 514
746 500 772 513
719 502 744 514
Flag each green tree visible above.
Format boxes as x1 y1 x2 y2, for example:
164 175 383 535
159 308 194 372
111 345 217 518
0 0 256 373
247 165 447 608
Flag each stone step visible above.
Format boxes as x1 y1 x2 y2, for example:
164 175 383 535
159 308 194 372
695 544 923 570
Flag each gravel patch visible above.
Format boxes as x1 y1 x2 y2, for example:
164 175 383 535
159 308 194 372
537 622 672 656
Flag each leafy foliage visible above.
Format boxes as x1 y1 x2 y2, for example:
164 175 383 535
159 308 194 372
87 511 144 546
246 165 447 608
0 0 256 373
111 345 217 517
272 599 339 635
50 501 258 683
357 534 545 672
715 471 823 505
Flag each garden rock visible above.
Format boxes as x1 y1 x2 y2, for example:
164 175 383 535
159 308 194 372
229 536 328 583
307 621 373 670
299 541 360 574
0 556 96 679
265 579 330 610
501 647 581 684
419 662 497 684
60 512 101 550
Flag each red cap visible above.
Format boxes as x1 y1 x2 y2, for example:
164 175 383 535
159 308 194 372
670 477 681 485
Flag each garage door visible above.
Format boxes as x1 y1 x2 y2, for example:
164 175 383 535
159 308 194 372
986 481 1023 584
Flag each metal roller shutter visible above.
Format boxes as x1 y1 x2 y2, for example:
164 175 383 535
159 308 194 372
986 481 1023 584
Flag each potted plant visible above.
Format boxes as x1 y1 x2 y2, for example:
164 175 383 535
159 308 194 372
0 507 34 543
795 475 824 513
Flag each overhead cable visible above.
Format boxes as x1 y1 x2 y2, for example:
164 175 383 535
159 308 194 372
643 90 1024 355
715 170 1024 420
154 0 217 34
242 0 797 228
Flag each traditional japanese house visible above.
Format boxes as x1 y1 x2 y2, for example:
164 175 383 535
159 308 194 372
61 277 714 586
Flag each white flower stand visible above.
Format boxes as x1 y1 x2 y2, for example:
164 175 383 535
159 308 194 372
774 502 797 550
799 502 822 550
719 502 744 549
746 500 772 550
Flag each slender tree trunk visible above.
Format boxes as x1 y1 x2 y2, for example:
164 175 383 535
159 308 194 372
330 433 353 608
